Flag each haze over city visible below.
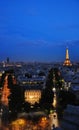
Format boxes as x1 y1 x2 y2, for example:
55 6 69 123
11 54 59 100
0 0 79 62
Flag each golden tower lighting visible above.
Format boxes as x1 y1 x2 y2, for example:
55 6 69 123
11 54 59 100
63 47 72 66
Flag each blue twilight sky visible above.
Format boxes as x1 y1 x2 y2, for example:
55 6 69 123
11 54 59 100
0 0 79 62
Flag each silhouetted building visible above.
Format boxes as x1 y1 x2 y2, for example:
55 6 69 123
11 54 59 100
61 105 79 130
7 57 9 63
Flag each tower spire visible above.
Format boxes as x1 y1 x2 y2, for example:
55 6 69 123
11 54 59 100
66 47 69 59
63 47 72 66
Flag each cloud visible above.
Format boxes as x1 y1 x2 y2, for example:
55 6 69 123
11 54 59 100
64 40 79 46
55 40 79 47
17 39 51 47
1 31 79 48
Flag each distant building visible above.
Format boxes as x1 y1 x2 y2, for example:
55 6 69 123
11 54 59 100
63 48 72 66
24 90 41 105
7 57 9 63
69 85 79 100
61 105 79 130
17 75 46 87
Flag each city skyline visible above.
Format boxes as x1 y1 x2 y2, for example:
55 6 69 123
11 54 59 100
0 0 79 62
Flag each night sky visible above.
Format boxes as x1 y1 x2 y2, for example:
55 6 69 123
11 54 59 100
0 0 79 62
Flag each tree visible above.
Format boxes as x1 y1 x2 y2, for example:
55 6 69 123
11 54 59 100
58 90 76 108
46 67 62 90
8 74 13 89
0 73 6 88
39 88 54 113
23 102 31 112
8 85 24 113
53 68 62 90
46 68 54 89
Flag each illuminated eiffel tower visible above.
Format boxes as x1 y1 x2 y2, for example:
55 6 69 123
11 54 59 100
63 47 72 66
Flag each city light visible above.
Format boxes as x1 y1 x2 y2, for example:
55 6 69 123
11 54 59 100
11 119 27 130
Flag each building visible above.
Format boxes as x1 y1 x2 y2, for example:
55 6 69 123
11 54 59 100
63 48 72 66
24 89 41 105
69 85 79 101
61 105 79 130
7 57 9 64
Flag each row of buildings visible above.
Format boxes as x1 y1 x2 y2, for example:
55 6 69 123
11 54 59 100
0 48 79 130
0 48 79 105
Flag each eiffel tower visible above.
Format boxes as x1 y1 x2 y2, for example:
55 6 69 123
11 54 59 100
63 47 72 66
